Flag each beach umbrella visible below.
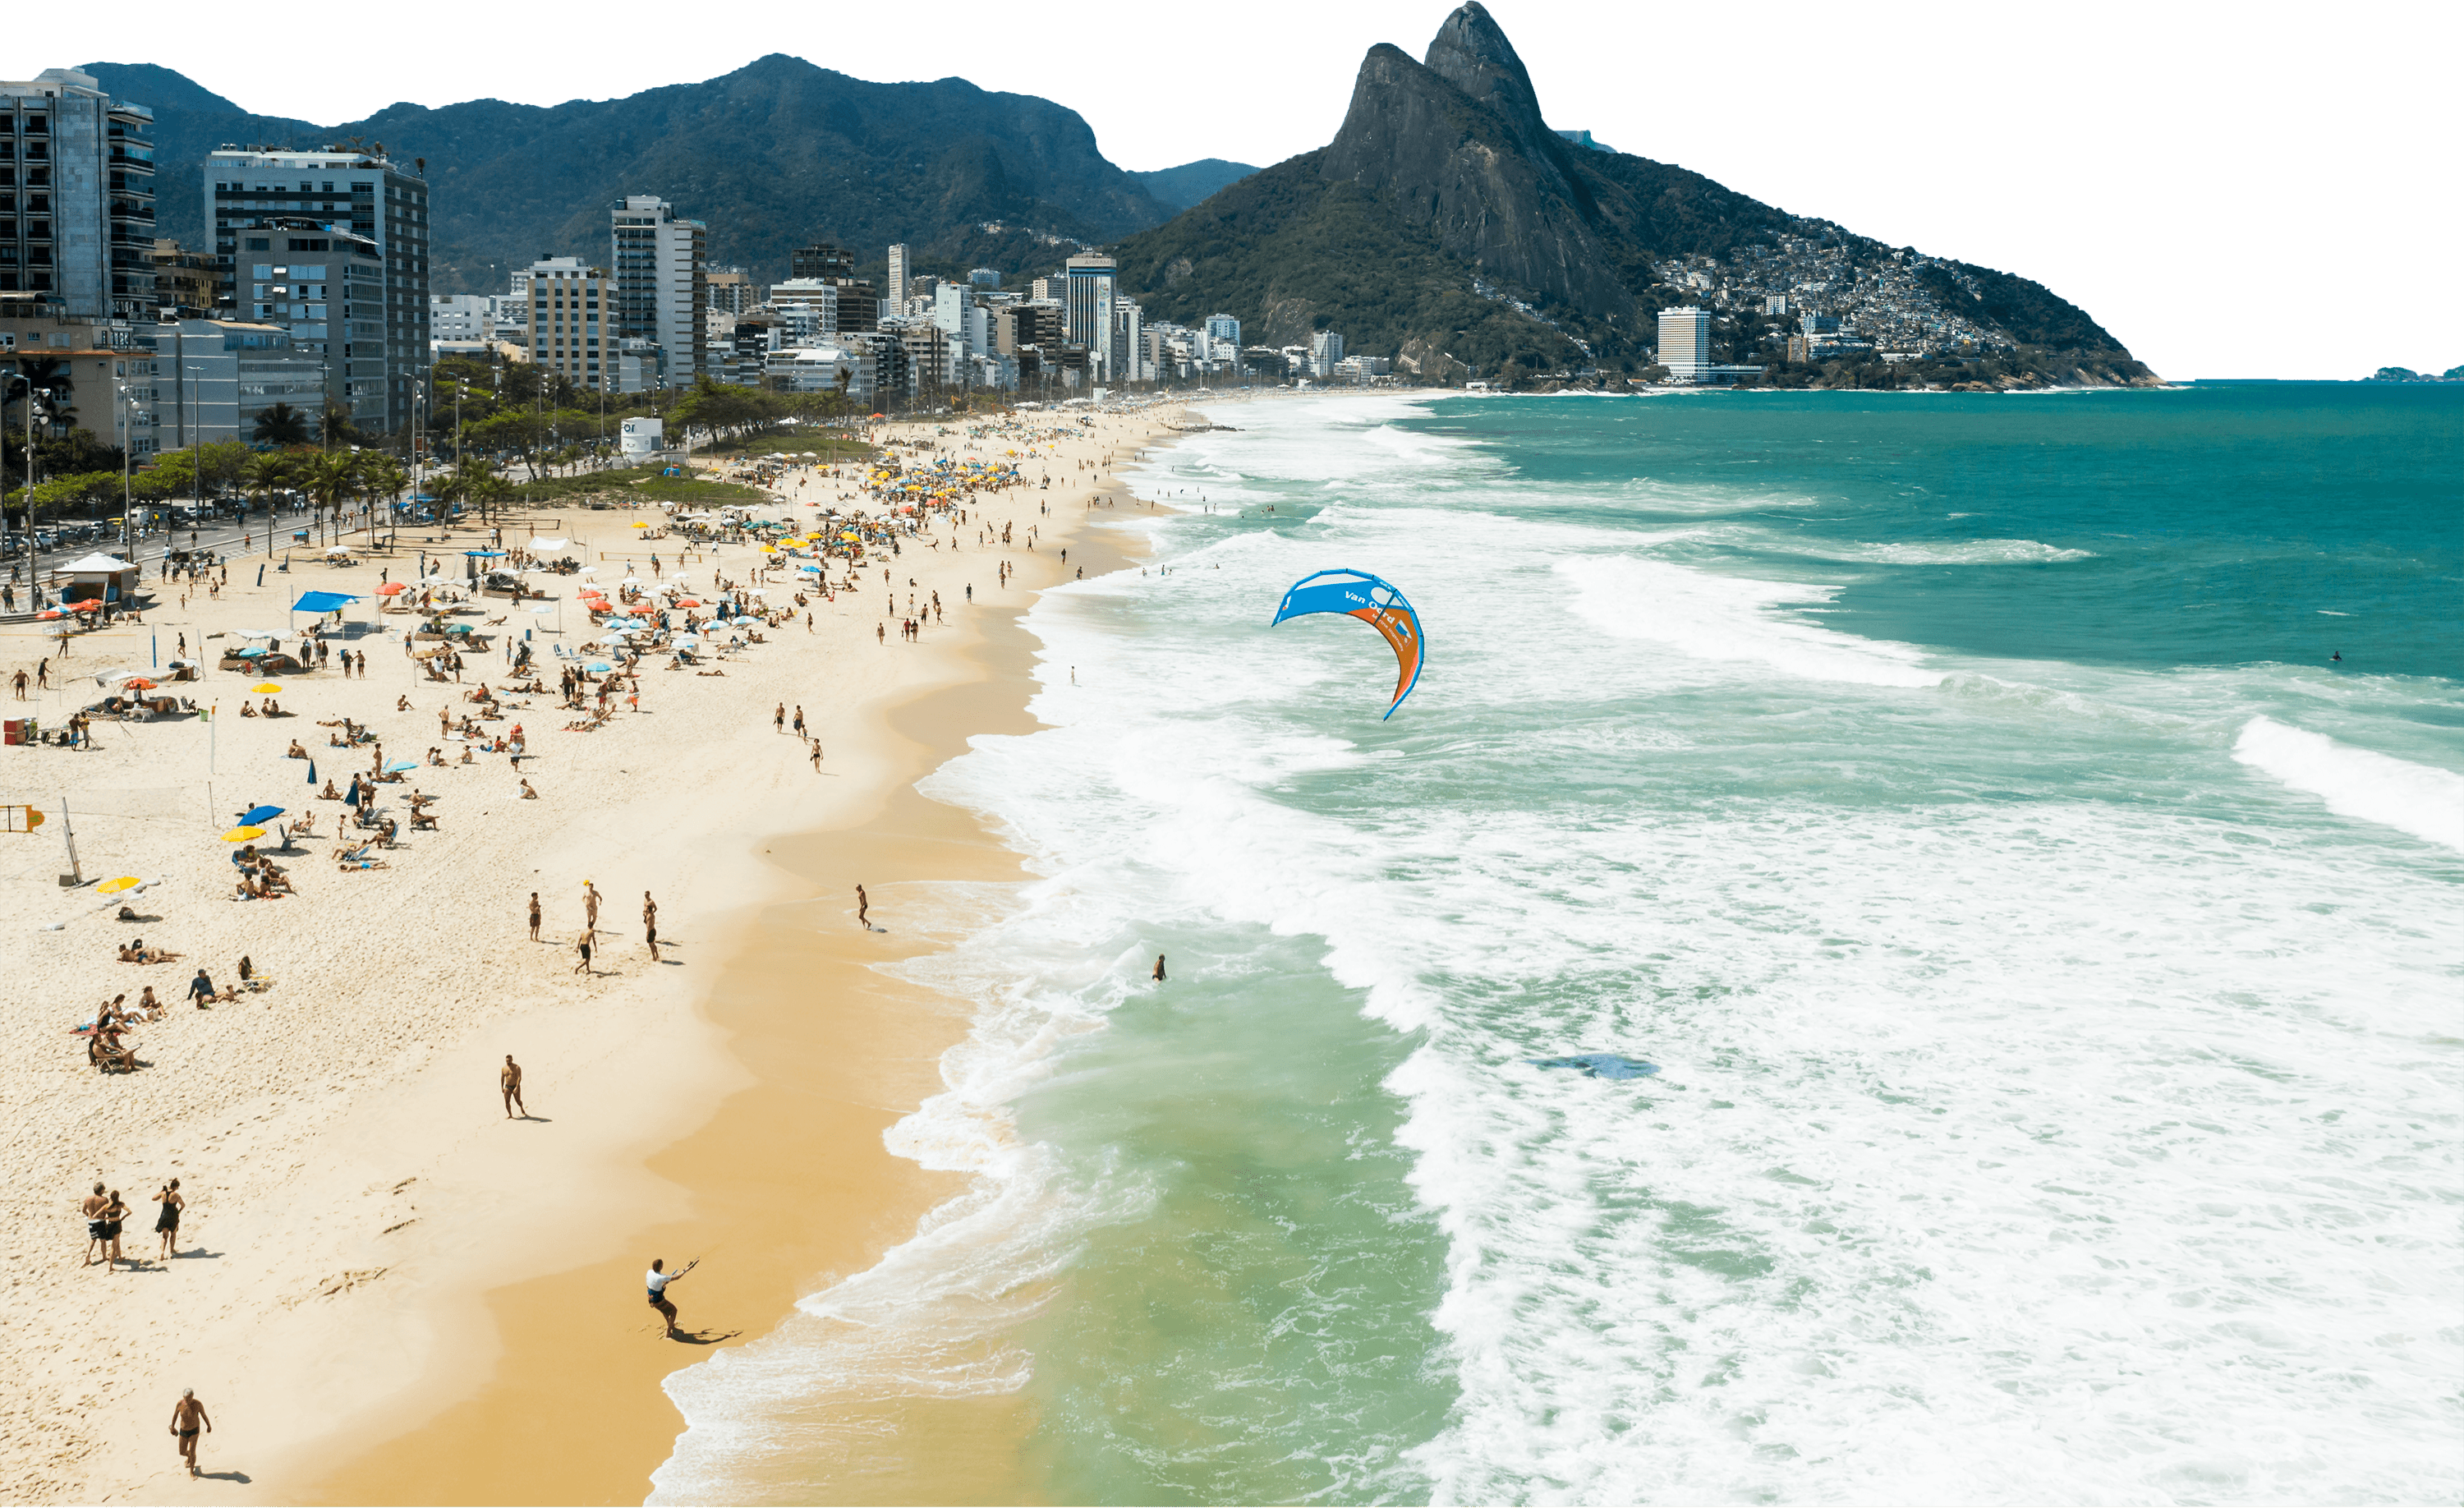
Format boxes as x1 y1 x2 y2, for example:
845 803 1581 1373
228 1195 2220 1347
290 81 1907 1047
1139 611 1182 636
676 597 701 609
237 628 278 639
528 604 553 616
631 521 650 530
124 678 158 691
94 875 146 896
620 577 643 586
222 825 267 843
240 804 286 825
385 760 418 774
251 682 284 693
376 582 409 596
585 660 614 673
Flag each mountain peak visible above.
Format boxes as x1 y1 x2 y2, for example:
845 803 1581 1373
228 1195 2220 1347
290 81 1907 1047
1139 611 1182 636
1421 3 1552 156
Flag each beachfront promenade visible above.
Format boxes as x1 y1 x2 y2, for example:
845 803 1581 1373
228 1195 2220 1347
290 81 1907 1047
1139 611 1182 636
0 402 1196 1502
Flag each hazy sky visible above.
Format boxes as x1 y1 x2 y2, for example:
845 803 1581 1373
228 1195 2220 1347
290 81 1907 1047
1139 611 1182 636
30 1 2461 378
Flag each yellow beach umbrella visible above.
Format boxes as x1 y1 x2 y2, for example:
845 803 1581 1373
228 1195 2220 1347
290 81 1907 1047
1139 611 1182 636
222 825 267 843
632 521 651 529
95 875 145 896
251 682 284 694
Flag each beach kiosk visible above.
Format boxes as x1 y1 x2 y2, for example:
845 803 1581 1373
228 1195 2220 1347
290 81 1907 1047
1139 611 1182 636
54 552 143 606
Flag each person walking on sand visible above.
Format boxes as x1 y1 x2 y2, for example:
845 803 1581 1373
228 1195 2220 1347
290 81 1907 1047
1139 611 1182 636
774 702 785 733
83 1183 110 1267
792 706 806 738
856 885 871 931
583 882 601 934
646 1257 695 1336
502 1055 526 1118
573 931 594 976
643 892 660 963
170 1389 212 1477
810 739 823 773
528 892 542 941
153 1179 184 1259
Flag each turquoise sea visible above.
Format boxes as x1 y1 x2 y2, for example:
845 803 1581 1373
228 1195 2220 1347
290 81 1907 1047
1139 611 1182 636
656 385 2462 1505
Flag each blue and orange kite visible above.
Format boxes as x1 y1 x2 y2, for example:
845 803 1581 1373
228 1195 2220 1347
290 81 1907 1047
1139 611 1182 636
1271 568 1426 719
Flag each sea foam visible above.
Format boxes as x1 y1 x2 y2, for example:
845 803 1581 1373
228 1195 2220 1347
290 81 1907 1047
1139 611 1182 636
2232 714 2464 853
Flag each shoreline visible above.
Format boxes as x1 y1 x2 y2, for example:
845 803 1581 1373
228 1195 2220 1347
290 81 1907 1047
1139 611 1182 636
0 402 1200 1505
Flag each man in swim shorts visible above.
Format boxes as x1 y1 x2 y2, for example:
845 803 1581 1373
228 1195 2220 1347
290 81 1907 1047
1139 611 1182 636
170 1389 211 1476
501 1055 526 1119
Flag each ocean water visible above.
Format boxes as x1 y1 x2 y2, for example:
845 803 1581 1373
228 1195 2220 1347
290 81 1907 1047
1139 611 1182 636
654 385 2464 1506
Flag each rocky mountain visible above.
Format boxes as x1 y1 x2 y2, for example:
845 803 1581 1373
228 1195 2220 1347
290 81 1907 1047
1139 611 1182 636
1110 4 2152 386
83 57 1176 295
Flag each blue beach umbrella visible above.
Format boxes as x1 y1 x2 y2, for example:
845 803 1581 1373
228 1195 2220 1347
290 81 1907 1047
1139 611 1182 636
585 660 614 673
240 804 285 825
237 646 269 657
306 759 317 786
384 760 418 774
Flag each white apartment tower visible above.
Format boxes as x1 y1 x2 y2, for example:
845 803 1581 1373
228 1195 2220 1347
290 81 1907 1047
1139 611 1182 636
207 145 429 433
1657 305 1711 381
885 243 909 311
1064 253 1117 379
1309 329 1344 377
522 256 618 390
0 68 157 320
611 195 706 385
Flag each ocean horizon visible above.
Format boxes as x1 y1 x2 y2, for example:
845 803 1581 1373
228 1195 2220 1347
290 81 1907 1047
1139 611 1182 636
655 384 2462 1506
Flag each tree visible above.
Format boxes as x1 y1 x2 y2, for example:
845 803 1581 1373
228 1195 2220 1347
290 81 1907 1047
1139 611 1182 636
298 451 358 545
253 402 310 446
244 450 297 522
319 401 359 448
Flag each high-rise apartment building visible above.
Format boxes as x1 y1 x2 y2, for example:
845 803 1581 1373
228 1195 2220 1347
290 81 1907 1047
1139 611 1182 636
0 69 157 320
1309 329 1344 378
1204 313 1241 349
706 265 756 316
522 255 618 390
1064 254 1117 379
1656 305 1710 380
790 244 854 283
1115 297 1144 383
207 144 429 433
885 244 908 313
611 195 706 384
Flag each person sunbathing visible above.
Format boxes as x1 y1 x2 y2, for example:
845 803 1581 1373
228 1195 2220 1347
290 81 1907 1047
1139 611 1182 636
263 698 282 716
287 811 318 838
287 739 309 759
428 747 448 766
338 844 389 871
459 745 476 765
396 694 411 711
320 780 343 800
117 939 181 963
377 819 399 847
239 701 258 718
136 986 163 1019
519 778 540 800
255 866 296 896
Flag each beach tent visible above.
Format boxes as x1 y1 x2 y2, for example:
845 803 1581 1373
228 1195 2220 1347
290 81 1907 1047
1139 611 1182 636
290 589 363 637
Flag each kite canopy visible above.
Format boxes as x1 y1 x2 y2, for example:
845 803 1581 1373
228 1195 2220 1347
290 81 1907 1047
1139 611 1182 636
1270 568 1427 720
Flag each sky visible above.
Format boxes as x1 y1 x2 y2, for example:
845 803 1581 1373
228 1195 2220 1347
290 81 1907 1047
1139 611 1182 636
27 1 2462 379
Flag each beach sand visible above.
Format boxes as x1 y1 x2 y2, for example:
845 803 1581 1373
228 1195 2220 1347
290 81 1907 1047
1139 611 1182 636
0 399 1212 1504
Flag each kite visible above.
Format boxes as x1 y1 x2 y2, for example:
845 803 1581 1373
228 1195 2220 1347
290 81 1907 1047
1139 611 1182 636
1270 568 1426 719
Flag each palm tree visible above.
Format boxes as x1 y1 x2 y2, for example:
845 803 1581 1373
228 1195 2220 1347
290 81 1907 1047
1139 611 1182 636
298 450 357 547
252 402 310 447
243 451 294 531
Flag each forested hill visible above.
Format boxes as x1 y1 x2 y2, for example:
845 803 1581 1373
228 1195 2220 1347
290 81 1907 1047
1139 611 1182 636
84 57 1177 294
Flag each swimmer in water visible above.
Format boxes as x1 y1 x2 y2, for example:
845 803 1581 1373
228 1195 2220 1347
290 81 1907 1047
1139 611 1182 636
2331 651 2342 662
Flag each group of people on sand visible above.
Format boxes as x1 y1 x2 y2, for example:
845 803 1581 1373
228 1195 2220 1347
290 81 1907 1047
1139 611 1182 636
80 1178 184 1271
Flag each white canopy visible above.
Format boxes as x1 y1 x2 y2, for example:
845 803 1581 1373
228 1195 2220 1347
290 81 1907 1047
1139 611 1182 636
529 537 568 550
61 552 136 573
